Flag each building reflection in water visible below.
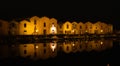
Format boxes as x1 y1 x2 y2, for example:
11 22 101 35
0 39 113 60
19 41 57 60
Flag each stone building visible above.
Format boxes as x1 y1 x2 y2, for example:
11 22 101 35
0 16 113 35
0 19 9 35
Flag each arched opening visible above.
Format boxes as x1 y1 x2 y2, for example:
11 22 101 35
50 23 57 34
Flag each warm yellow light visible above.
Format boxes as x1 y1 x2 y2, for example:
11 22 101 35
72 30 74 33
100 41 103 45
101 30 103 32
72 43 75 46
36 30 38 32
86 30 88 32
50 42 57 52
50 24 57 34
36 45 38 48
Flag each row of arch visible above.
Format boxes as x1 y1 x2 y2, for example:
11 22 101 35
60 21 113 34
0 16 113 35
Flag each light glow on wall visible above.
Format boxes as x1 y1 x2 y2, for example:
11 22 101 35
50 24 57 34
101 41 103 45
72 30 74 33
101 30 103 32
72 43 75 46
36 29 38 32
36 45 38 48
50 42 57 52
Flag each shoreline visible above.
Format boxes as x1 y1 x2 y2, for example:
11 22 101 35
0 34 120 44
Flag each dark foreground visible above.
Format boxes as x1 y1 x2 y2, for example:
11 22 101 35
0 42 120 66
0 37 120 66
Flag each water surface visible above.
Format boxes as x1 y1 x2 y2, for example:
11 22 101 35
0 39 120 66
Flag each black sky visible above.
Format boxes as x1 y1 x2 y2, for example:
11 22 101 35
0 0 120 29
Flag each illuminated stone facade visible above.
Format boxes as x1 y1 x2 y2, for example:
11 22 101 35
62 21 72 34
0 16 113 35
0 20 9 35
9 20 19 35
19 16 58 35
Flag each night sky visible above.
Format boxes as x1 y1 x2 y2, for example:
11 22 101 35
0 1 120 29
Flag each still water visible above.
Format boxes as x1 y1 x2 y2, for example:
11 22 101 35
0 38 120 65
